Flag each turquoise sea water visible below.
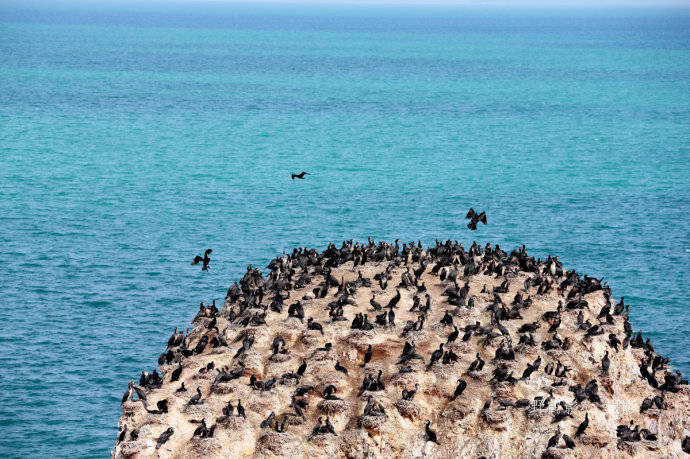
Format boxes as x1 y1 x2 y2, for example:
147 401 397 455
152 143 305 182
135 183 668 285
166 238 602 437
1 4 689 457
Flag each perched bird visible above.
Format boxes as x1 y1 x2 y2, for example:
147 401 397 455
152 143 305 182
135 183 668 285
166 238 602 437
402 384 418 401
192 419 208 438
468 353 484 372
608 333 621 352
447 326 459 344
370 295 382 311
387 289 401 309
307 317 324 335
297 360 307 377
574 412 589 438
291 171 310 180
260 412 276 430
462 329 473 342
309 418 324 439
187 387 202 405
170 363 183 382
117 425 128 444
156 427 173 449
121 381 134 404
521 356 541 380
363 345 372 367
322 417 337 435
602 351 610 375
563 434 576 449
147 399 168 414
167 326 183 348
452 379 467 400
425 420 439 444
427 343 444 370
334 361 348 376
640 397 654 413
547 430 560 448
191 249 212 271
132 383 147 402
222 400 235 417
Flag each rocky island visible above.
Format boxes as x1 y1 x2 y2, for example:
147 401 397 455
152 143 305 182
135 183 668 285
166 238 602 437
113 240 690 458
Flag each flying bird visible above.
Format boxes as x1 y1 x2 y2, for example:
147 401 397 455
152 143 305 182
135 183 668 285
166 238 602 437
192 249 212 271
291 171 310 180
465 208 487 230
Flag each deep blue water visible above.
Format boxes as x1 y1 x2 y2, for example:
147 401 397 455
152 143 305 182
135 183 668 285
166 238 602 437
1 4 689 457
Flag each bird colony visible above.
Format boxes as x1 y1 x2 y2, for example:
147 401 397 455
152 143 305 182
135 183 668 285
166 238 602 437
114 239 690 458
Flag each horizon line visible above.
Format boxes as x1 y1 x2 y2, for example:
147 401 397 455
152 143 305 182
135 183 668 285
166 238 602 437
3 0 690 8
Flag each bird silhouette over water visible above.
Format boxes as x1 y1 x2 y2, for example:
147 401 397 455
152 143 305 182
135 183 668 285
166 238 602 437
465 208 487 230
291 171 310 180
192 249 212 271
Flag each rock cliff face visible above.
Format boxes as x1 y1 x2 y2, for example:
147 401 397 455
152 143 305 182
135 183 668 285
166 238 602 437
113 240 690 458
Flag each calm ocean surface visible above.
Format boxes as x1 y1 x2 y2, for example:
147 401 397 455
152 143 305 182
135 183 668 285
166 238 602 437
0 4 689 457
